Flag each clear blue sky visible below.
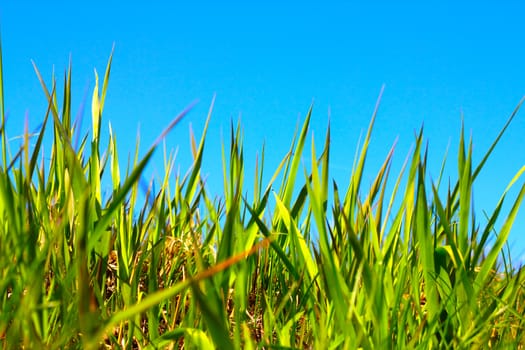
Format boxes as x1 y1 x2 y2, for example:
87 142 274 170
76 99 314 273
2 2 525 263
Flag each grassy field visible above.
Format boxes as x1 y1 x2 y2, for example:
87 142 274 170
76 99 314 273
1 48 525 349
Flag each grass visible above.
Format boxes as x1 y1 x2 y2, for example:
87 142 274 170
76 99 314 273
1 46 525 349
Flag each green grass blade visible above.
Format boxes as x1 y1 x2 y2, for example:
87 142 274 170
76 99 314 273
472 96 525 180
282 105 312 208
344 86 384 222
474 167 525 292
414 163 440 323
458 135 473 259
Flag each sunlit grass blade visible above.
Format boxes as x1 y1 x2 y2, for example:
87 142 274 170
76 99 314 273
414 161 441 327
474 168 525 292
185 95 213 204
281 105 312 208
472 96 525 180
99 44 114 112
457 124 473 259
273 193 318 282
344 85 384 222
62 58 72 138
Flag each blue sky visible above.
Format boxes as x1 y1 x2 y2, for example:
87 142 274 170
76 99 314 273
2 2 525 262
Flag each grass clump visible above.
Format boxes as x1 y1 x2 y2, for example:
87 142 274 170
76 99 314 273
0 47 525 349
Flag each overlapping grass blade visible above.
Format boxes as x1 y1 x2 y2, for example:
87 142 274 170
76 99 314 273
1 44 524 348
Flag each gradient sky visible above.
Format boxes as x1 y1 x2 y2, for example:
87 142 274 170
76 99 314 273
2 1 525 262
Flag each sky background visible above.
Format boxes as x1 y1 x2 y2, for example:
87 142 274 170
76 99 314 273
1 1 525 262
